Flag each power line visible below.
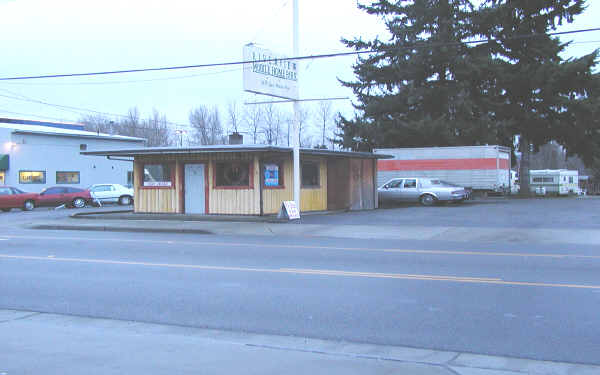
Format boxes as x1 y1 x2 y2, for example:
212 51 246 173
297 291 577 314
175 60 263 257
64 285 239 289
0 67 242 86
1 27 598 82
0 88 194 129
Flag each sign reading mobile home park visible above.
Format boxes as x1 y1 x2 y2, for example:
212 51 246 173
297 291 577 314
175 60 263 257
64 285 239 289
243 44 299 100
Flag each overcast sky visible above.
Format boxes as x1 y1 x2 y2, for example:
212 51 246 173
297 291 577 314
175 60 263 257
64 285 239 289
0 0 599 137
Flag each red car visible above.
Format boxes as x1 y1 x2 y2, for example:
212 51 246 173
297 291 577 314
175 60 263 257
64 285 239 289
35 186 93 208
0 186 38 212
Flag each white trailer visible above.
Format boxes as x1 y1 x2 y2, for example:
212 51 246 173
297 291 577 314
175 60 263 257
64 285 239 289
374 145 512 194
529 169 579 195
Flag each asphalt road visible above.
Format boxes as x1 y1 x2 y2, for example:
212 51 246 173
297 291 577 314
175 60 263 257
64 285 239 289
1 227 599 365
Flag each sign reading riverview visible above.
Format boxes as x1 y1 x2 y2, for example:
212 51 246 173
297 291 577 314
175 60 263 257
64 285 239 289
243 44 299 100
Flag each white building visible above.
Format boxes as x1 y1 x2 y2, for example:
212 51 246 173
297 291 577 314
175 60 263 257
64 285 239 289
0 118 145 190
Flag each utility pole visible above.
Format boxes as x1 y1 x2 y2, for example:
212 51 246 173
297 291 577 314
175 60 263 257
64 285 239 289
292 0 301 209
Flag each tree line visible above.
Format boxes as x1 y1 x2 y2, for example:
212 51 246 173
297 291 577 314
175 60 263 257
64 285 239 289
80 100 339 149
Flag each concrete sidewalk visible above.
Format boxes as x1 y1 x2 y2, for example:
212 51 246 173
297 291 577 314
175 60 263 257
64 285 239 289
25 216 600 245
2 309 598 375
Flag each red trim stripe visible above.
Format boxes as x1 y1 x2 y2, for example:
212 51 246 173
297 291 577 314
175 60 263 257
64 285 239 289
378 158 509 171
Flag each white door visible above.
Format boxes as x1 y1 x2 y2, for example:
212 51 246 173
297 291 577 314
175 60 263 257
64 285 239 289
185 164 205 214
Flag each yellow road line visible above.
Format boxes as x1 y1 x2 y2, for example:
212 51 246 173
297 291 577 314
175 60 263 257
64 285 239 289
1 234 599 260
1 253 599 289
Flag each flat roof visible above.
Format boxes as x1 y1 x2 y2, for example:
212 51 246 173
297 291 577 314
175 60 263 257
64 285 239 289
82 144 392 159
0 122 146 142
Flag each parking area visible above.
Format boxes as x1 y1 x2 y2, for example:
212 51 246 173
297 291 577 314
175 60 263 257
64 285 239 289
0 203 131 226
301 196 600 230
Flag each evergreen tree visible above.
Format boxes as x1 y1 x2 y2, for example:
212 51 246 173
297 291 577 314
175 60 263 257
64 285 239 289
473 0 600 195
338 0 500 151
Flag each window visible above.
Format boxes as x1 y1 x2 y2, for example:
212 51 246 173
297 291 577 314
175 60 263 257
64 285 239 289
19 170 46 184
263 162 283 188
403 179 417 188
65 187 84 193
56 171 80 184
127 171 134 186
569 176 574 183
41 187 66 195
388 180 403 188
0 171 4 185
532 177 554 184
301 162 320 188
80 144 87 151
215 162 251 188
92 185 114 193
143 164 172 187
0 187 11 195
11 188 25 194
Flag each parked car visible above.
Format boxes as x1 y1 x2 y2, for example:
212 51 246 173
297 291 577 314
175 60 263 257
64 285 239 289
88 184 134 205
378 178 469 206
0 186 38 212
36 186 93 208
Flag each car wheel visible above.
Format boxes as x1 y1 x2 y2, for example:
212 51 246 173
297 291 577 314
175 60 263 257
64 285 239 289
419 194 437 206
23 200 35 211
118 195 132 205
1 208 10 212
72 198 86 208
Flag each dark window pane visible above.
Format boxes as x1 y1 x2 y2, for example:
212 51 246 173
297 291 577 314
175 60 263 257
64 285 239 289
301 162 320 187
56 171 80 184
216 162 250 187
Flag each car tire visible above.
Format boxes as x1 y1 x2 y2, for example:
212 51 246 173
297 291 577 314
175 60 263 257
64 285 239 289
72 198 86 208
23 200 35 211
118 195 132 206
419 194 437 206
2 208 10 212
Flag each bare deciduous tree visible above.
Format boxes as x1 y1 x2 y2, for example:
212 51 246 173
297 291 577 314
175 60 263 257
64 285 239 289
285 104 311 147
189 105 224 145
227 100 241 134
316 101 332 148
80 107 172 147
262 104 283 145
243 104 263 144
143 109 173 147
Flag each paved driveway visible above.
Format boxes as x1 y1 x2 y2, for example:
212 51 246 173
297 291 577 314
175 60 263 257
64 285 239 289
301 197 600 229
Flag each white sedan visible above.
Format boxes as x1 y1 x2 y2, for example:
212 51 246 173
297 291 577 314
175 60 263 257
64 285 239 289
89 184 134 206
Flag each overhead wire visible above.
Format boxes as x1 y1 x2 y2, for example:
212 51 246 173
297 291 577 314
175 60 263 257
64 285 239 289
0 27 598 82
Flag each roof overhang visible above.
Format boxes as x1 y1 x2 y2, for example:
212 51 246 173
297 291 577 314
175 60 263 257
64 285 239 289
12 129 146 142
82 145 393 159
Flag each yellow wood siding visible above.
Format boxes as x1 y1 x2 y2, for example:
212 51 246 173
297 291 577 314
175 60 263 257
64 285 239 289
262 159 294 214
208 156 261 215
300 159 327 212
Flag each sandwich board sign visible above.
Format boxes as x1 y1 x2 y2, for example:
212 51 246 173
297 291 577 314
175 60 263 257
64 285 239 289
243 44 299 100
278 201 300 220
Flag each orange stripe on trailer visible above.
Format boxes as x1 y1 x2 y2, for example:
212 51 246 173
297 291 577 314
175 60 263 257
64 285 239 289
378 158 509 171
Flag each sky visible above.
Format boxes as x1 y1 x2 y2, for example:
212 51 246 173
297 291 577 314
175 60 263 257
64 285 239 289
0 0 599 141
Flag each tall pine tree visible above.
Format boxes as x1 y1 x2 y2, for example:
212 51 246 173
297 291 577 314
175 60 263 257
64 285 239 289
474 0 600 195
338 0 501 151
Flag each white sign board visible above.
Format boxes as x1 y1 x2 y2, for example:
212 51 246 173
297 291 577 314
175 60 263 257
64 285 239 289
243 45 299 100
278 201 300 220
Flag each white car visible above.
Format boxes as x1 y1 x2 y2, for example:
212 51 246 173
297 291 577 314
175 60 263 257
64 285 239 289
88 184 134 206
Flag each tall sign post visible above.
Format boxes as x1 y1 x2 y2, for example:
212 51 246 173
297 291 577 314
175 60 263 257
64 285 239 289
292 0 300 209
242 1 301 209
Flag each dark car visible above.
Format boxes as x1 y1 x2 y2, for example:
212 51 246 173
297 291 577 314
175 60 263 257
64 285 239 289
36 186 93 208
0 186 38 212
